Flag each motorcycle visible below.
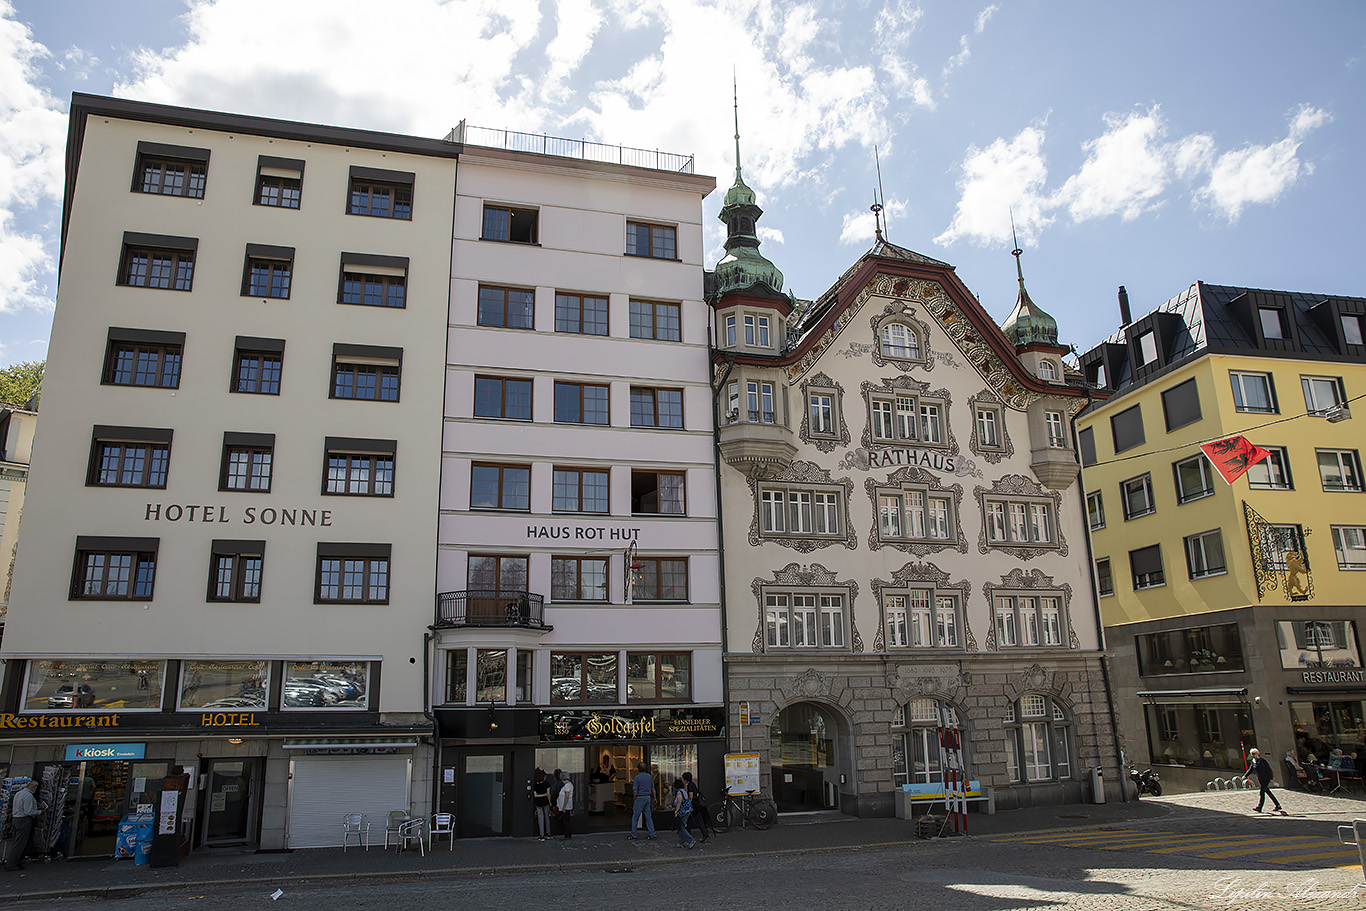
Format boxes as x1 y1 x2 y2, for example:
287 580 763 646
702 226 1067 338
1129 765 1162 797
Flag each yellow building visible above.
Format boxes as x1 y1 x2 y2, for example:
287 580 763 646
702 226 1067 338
1077 282 1365 793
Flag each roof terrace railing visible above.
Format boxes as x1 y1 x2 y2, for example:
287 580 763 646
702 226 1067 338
448 121 694 174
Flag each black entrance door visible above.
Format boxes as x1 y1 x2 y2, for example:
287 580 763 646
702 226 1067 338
203 759 258 844
460 753 511 836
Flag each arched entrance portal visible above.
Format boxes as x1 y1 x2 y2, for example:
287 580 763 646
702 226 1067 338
770 702 840 812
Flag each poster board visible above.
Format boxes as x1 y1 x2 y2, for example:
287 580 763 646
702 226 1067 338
724 752 761 795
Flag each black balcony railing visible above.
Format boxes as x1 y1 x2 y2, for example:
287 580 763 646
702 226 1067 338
435 590 548 628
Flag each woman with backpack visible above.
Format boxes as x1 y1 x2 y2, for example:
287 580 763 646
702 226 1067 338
672 778 695 849
681 771 710 842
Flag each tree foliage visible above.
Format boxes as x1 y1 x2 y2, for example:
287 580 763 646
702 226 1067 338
0 360 44 408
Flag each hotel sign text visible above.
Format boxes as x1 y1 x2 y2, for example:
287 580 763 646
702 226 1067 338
144 504 333 526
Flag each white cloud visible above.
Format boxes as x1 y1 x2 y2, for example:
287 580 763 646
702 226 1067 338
543 0 605 104
756 226 785 244
0 0 66 315
975 4 999 33
1053 108 1170 222
840 198 908 245
934 125 1052 247
873 1 934 109
1194 104 1332 221
942 35 971 78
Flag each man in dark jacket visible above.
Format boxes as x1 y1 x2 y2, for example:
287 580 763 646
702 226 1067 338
1247 748 1285 814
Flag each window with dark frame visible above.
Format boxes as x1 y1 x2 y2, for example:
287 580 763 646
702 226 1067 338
132 142 209 198
71 536 158 600
331 344 402 402
554 292 609 335
1246 446 1293 490
1161 378 1202 432
631 469 685 515
1332 526 1366 570
474 375 533 420
256 173 301 208
219 432 274 493
550 652 618 703
1302 375 1347 416
1230 371 1277 413
630 387 683 428
87 426 172 489
482 204 539 243
446 650 468 704
627 653 691 701
1317 449 1364 492
1110 404 1145 453
1078 427 1097 467
242 245 293 299
632 557 688 601
324 438 396 497
103 328 184 388
625 221 676 259
1086 490 1105 530
315 544 390 604
554 381 609 424
347 169 412 220
1095 558 1114 596
628 300 681 341
551 556 609 602
468 553 529 594
341 272 405 308
119 238 196 291
470 462 531 510
1173 455 1215 504
207 540 264 603
552 466 609 514
1122 474 1156 519
1130 544 1165 590
1185 529 1227 579
477 285 534 328
232 338 284 395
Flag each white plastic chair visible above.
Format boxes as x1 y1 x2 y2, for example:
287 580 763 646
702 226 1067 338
341 813 370 852
383 809 408 848
430 812 455 851
397 817 425 856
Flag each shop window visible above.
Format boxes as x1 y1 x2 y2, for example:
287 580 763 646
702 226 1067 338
482 204 538 243
179 660 268 709
284 660 370 709
631 469 685 515
207 540 264 602
23 658 165 711
1135 623 1245 677
763 592 846 649
626 653 691 701
87 426 172 489
1184 529 1227 579
1144 702 1253 769
630 557 688 602
515 653 532 703
552 466 610 514
1275 620 1361 670
554 292 608 335
470 462 531 511
1230 371 1278 413
551 652 618 703
71 536 158 600
1005 695 1072 782
551 556 608 602
1247 446 1293 490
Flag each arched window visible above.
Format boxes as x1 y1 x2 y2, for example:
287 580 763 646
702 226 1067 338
894 698 968 785
1038 360 1058 380
1004 693 1072 782
880 323 920 360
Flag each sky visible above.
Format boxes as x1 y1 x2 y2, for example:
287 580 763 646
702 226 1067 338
1 0 1364 370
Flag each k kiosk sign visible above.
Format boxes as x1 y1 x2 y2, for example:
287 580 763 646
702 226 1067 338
65 743 146 761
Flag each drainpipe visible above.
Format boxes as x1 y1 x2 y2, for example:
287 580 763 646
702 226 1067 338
424 630 439 815
1072 390 1128 801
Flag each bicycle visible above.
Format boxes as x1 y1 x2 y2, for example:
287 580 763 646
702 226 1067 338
706 786 776 831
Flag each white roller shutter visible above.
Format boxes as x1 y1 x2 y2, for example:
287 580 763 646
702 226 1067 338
287 755 411 848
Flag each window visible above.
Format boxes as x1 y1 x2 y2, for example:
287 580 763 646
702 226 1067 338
446 650 468 704
1230 371 1277 413
1246 446 1292 490
899 699 966 786
810 393 836 436
1259 307 1287 339
1137 623 1245 676
473 649 507 703
1161 378 1202 432
24 659 164 712
1343 314 1366 347
744 314 771 347
324 437 395 497
1264 524 1306 570
1185 530 1227 579
880 323 920 360
481 204 538 243
347 166 413 219
232 338 284 395
630 557 688 601
631 470 685 515
1136 330 1158 366
103 329 184 388
474 376 533 420
885 591 959 649
1121 474 1155 520
219 432 274 493
1317 449 1364 492
552 467 609 514
627 653 691 702
71 536 158 600
1095 558 1114 597
995 595 1066 648
629 300 681 341
1110 404 1145 453
207 540 264 602
254 155 303 208
554 293 608 335
630 387 684 428
625 221 676 259
1143 702 1252 768
551 653 618 703
1044 411 1068 449
331 344 402 402
551 556 608 602
1130 545 1165 590
87 426 172 489
132 142 208 198
118 233 196 291
315 544 390 604
515 653 532 703
1078 426 1097 467
241 244 294 299
180 660 269 710
1086 491 1105 530
1332 526 1366 570
983 497 1054 546
1302 375 1346 416
1173 455 1215 503
759 486 842 537
763 593 846 648
869 392 947 445
478 285 534 329
1038 360 1058 380
747 381 775 423
877 487 953 542
554 381 609 424
470 463 531 510
339 257 407 308
724 315 737 347
976 408 1001 448
469 554 529 594
1006 694 1072 782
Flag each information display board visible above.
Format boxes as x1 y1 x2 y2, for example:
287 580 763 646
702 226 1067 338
724 752 761 795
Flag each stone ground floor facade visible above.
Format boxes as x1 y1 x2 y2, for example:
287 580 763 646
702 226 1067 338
725 653 1125 816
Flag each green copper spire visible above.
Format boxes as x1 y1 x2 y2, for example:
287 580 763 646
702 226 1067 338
713 81 784 297
1001 227 1059 348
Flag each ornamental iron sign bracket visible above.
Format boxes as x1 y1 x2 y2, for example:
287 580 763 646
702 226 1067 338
1243 501 1314 602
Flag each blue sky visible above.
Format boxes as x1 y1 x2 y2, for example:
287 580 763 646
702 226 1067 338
2 0 1363 370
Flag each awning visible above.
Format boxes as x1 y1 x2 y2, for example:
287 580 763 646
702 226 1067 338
1285 686 1366 695
282 737 419 750
1136 687 1248 699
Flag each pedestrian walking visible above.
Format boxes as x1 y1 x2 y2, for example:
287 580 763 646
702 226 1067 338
4 781 43 871
628 761 656 840
1246 748 1285 815
682 771 710 842
555 770 574 839
532 768 552 841
672 778 695 849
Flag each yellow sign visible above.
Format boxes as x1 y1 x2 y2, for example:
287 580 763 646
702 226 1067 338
200 713 261 727
0 713 121 729
739 702 751 724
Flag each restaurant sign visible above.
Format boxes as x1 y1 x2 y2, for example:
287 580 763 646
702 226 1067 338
540 707 725 742
1302 670 1366 685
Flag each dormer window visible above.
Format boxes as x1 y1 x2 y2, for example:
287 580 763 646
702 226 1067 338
1259 307 1287 340
1136 331 1158 366
1343 314 1365 346
1038 360 1058 380
880 323 920 360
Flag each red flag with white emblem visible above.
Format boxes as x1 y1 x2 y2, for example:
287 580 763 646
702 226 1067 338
1199 436 1271 485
